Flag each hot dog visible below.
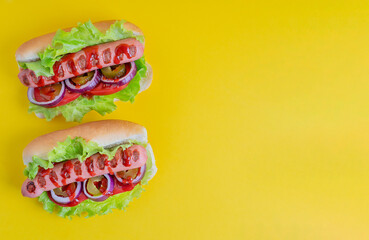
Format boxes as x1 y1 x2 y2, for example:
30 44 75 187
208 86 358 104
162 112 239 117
18 38 144 88
21 145 147 198
15 20 153 122
20 120 157 217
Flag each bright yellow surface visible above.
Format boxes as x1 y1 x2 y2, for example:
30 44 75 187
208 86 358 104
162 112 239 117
2 0 369 239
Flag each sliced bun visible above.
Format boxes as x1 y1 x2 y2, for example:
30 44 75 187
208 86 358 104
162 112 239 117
23 120 148 166
139 62 153 93
16 20 144 62
33 63 152 120
145 144 158 181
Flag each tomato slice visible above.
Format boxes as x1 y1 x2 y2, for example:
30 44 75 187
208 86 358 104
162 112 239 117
36 72 130 107
52 90 80 107
85 82 129 96
34 83 62 102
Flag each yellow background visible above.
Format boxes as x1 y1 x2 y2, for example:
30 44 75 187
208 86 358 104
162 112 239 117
1 0 369 239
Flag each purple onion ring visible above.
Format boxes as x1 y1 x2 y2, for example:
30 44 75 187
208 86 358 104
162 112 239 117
27 81 66 107
101 62 137 86
65 70 101 93
83 174 114 202
114 164 146 184
50 182 82 204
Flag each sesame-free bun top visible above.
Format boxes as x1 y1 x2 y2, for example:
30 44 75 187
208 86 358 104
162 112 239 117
22 120 148 166
16 20 144 62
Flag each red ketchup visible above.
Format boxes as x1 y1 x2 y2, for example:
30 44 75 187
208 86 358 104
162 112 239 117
114 44 136 64
74 161 82 176
37 168 59 188
49 170 60 187
52 61 63 82
60 161 74 185
84 157 96 176
36 168 50 188
63 53 79 76
104 159 114 174
84 45 102 69
123 148 134 167
37 76 46 87
75 177 85 182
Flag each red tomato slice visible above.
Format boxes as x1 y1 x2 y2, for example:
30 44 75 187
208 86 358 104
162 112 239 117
50 90 80 107
85 82 129 96
34 83 62 102
36 78 129 108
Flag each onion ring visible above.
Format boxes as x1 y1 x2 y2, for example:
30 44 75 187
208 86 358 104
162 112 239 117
50 182 82 204
65 70 101 93
83 174 114 202
101 62 136 86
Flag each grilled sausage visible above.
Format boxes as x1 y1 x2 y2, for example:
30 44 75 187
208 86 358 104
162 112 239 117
21 145 147 198
18 38 144 87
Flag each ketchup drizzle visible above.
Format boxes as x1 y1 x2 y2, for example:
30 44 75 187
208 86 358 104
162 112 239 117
49 170 60 187
97 155 107 170
68 61 79 76
37 76 45 87
85 157 96 176
37 168 51 188
61 161 73 185
52 61 63 81
84 45 102 69
63 184 77 201
74 161 82 175
114 44 136 64
75 177 85 182
122 149 132 167
104 159 114 175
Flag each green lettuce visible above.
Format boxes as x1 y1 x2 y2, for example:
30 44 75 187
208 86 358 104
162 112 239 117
19 20 144 76
37 144 156 218
24 136 142 180
18 61 52 77
28 57 147 122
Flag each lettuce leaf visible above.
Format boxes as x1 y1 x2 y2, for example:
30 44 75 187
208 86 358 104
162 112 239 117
24 136 142 180
19 20 144 76
38 145 156 218
18 61 52 77
28 57 147 122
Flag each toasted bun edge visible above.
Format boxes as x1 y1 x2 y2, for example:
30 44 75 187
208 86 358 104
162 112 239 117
22 120 148 166
145 143 157 181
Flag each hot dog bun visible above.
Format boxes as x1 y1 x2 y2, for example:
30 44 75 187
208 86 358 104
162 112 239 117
16 20 144 62
145 143 157 182
22 120 148 167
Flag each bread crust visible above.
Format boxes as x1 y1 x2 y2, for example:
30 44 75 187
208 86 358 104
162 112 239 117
145 143 158 181
140 62 153 93
22 120 148 166
16 20 144 62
